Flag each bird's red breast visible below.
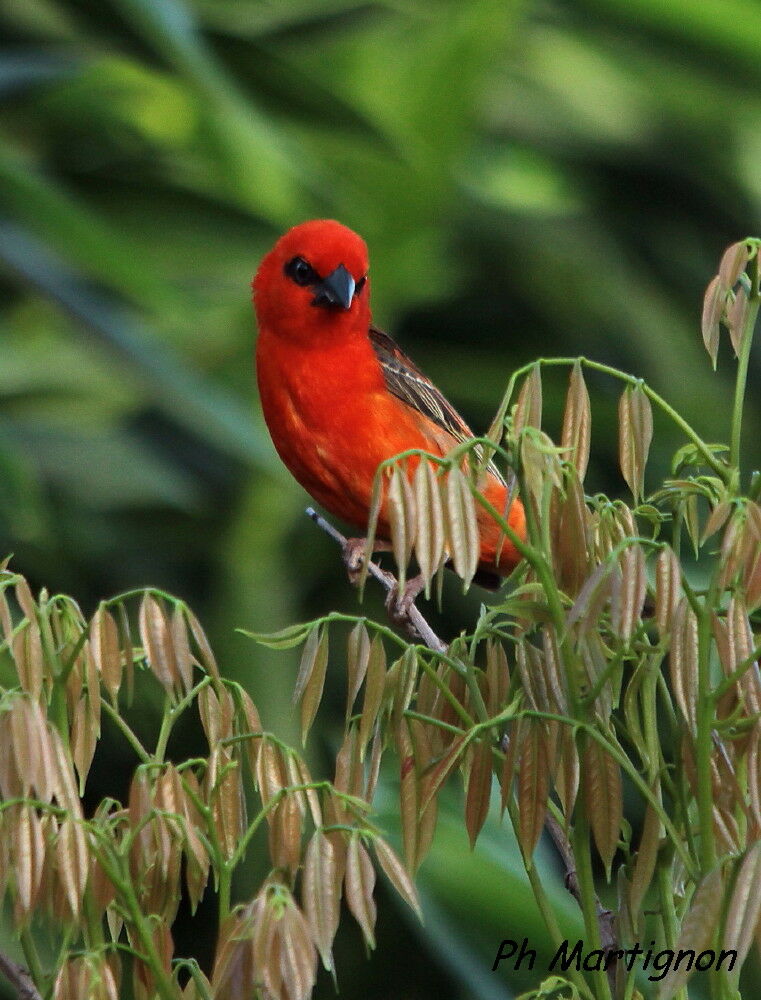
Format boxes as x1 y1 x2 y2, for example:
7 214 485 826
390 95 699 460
253 219 525 580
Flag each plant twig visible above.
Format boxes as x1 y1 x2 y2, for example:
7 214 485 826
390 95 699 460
0 951 42 1000
305 507 448 654
545 814 617 955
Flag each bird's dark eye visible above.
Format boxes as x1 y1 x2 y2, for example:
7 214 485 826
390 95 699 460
285 256 318 287
355 276 367 294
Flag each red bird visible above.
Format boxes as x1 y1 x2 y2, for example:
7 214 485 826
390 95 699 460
253 219 525 593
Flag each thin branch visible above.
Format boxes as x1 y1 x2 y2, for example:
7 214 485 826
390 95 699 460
0 952 42 1000
545 814 616 950
305 507 448 654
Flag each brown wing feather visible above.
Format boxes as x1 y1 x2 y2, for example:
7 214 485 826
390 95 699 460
369 325 507 486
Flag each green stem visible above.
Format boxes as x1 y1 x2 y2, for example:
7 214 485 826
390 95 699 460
729 297 761 472
218 863 232 925
96 847 178 1000
572 773 612 1000
506 797 596 1000
19 927 45 991
492 356 729 482
101 699 151 763
696 585 718 872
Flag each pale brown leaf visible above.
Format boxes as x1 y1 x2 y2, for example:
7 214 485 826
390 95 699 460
701 274 724 369
346 621 370 721
184 606 220 679
611 544 647 644
420 735 468 817
299 629 329 744
303 830 340 971
658 868 723 1000
387 462 416 585
278 901 317 1000
445 465 480 589
561 360 591 479
358 635 386 756
413 457 445 595
718 240 751 288
90 603 122 703
465 740 493 848
397 722 419 871
513 365 543 435
583 737 623 878
618 384 653 502
669 598 699 732
57 817 89 919
170 606 194 695
629 792 662 921
345 834 376 949
728 287 750 356
138 594 180 696
517 720 549 858
373 835 422 919
655 545 681 637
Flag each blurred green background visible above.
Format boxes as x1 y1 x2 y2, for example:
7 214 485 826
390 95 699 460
2 0 761 997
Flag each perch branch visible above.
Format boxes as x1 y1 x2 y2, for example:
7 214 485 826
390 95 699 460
305 507 448 654
0 952 42 1000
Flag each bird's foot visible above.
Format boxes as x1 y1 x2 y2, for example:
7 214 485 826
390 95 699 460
341 537 392 585
341 537 367 585
385 574 426 627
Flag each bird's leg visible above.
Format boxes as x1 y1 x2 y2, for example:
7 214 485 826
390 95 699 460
385 573 426 627
342 537 393 585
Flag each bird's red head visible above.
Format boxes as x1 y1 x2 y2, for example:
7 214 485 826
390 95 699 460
253 220 371 345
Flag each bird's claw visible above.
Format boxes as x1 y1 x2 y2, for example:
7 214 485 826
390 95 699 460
385 574 426 626
342 538 367 585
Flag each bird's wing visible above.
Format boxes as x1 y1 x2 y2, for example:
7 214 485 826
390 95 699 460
369 325 507 487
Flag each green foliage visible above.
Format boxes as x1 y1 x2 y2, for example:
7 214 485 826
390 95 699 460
2 1 761 998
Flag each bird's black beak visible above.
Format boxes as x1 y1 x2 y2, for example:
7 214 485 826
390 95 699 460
311 264 355 310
